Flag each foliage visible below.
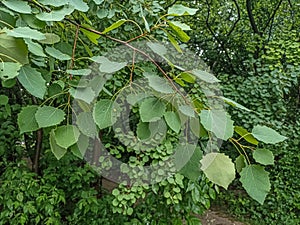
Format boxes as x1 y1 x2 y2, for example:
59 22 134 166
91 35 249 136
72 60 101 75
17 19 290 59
0 0 295 224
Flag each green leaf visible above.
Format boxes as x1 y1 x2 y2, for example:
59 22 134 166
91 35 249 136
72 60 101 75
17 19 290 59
0 32 29 64
200 152 235 189
179 72 196 83
166 32 182 53
240 165 271 204
2 0 32 14
164 111 181 133
93 99 118 129
39 0 68 7
190 70 220 83
54 125 80 149
148 76 174 94
200 110 234 140
235 155 247 173
69 87 95 104
70 134 89 159
147 42 167 57
21 14 46 29
139 97 166 122
36 5 75 22
253 149 274 165
179 147 203 181
234 126 258 145
0 62 22 80
179 105 195 117
68 0 89 12
80 28 100 45
17 66 46 99
170 21 191 30
93 0 104 4
168 22 190 43
91 56 127 73
24 39 46 57
252 125 287 144
102 19 126 34
6 27 46 40
45 46 71 61
221 97 250 112
38 33 60 44
168 4 198 16
35 106 65 128
66 69 91 76
137 121 151 140
50 129 67 160
76 112 98 137
0 95 8 105
18 105 39 134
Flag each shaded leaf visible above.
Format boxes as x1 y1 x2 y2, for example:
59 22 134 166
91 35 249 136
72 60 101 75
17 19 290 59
191 70 220 83
24 39 46 57
235 155 247 173
68 0 89 12
80 28 100 45
164 111 181 133
200 110 234 140
38 33 60 44
50 129 67 160
18 105 39 134
221 97 250 112
35 106 65 128
36 5 75 21
168 21 190 42
179 105 195 117
91 56 127 73
0 62 21 80
39 0 68 7
54 125 80 149
147 42 167 57
137 121 151 140
69 87 95 104
70 134 89 159
93 99 119 129
240 165 271 204
253 149 274 165
2 0 31 14
66 69 91 76
76 112 98 137
168 4 198 16
139 97 166 122
200 152 235 189
102 19 126 34
45 46 71 60
252 125 287 144
148 76 174 94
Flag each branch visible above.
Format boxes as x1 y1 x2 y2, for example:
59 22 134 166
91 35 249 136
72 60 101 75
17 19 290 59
246 0 261 35
227 0 241 37
263 0 284 32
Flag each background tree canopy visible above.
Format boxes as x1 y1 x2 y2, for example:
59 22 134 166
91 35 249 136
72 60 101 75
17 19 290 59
0 0 299 224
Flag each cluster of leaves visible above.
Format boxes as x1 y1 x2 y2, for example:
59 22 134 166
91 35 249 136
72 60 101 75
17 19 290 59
0 0 291 224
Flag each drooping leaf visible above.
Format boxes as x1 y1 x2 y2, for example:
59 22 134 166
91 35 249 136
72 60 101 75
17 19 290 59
17 105 39 134
200 110 234 140
6 27 46 40
66 69 91 76
235 155 247 173
137 121 151 140
164 111 181 133
167 4 198 16
168 22 190 43
174 144 198 171
35 106 65 128
252 125 287 144
49 129 67 160
170 21 191 30
45 46 71 61
148 76 174 94
147 42 167 57
38 33 60 44
93 99 119 129
234 126 258 145
17 66 46 99
200 152 235 189
221 97 250 112
76 112 98 137
102 19 127 34
191 70 220 83
80 28 100 45
54 125 80 149
253 149 274 165
0 62 21 80
24 39 46 57
0 32 28 64
178 146 203 181
2 0 32 14
139 97 166 122
240 165 271 204
36 5 75 21
70 134 89 159
166 32 182 53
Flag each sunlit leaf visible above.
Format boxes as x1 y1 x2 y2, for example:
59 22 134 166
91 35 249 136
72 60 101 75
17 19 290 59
102 19 126 34
168 4 198 16
252 125 287 144
35 106 65 128
54 125 80 149
253 149 274 165
6 27 45 40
